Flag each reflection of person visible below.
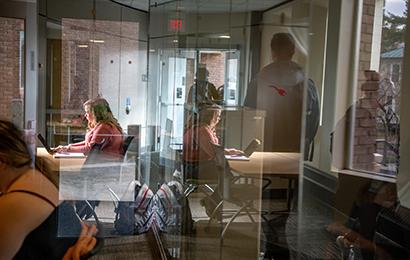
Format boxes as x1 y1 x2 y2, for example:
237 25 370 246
183 104 242 175
56 98 124 157
244 33 304 152
187 67 222 109
183 104 242 218
0 120 90 259
327 181 397 260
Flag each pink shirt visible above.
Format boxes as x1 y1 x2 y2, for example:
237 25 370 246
183 124 219 162
68 123 124 157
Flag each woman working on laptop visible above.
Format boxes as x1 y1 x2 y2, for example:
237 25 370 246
183 104 243 218
183 103 243 177
55 98 124 157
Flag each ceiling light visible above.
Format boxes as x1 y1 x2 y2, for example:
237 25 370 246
77 44 89 48
219 35 231 39
89 39 105 43
173 39 178 43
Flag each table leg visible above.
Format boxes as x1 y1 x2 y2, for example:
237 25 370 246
287 179 292 211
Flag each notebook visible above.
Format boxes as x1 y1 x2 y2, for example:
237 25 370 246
37 134 86 158
225 138 261 161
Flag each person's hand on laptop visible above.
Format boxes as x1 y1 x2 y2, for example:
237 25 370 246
54 145 70 153
224 148 244 156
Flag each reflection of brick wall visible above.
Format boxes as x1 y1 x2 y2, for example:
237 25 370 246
185 58 195 100
0 18 24 120
352 0 380 172
60 19 139 116
358 0 376 91
200 53 225 88
353 71 379 171
61 41 97 110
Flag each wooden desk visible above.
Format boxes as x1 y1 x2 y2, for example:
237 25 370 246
36 147 85 172
37 148 136 201
228 152 300 210
228 152 300 177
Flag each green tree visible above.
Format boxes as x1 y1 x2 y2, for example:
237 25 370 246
381 0 408 52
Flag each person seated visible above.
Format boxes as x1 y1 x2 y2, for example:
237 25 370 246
183 104 242 217
56 97 124 158
0 120 96 259
187 67 223 110
183 103 242 179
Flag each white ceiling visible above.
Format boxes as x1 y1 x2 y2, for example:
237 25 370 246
112 0 290 13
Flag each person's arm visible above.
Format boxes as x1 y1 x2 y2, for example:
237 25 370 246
54 140 86 153
69 140 86 147
197 127 218 159
68 124 112 153
0 192 55 259
63 223 97 260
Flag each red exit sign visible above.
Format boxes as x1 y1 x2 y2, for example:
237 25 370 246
169 19 184 32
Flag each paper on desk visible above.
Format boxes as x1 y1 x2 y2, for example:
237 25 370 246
225 154 250 161
53 152 86 158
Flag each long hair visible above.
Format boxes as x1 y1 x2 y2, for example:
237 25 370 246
84 98 123 133
197 103 221 126
0 120 58 188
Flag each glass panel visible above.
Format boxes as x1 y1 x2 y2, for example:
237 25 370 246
148 0 312 259
349 0 404 176
40 0 148 239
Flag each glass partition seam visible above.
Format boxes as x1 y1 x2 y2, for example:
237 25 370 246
345 0 363 170
116 7 123 120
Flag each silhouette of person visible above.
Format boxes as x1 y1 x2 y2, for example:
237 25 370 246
244 33 305 152
187 66 222 111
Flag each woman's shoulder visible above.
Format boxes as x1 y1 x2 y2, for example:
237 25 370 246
6 169 59 207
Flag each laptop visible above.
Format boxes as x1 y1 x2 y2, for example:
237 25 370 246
37 134 86 158
225 138 261 161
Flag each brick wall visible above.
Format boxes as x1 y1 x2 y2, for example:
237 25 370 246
60 18 139 117
352 0 380 171
0 17 24 122
358 0 376 87
353 71 379 171
200 52 226 88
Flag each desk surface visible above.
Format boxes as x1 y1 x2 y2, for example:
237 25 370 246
228 152 300 178
37 147 86 171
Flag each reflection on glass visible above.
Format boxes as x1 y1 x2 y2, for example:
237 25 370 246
0 17 25 129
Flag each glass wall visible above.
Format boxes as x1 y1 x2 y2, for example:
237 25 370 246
0 0 409 259
147 0 317 259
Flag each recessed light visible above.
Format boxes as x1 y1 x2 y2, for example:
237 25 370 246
89 39 105 43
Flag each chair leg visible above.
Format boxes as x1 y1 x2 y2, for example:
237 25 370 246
203 184 214 193
244 206 256 224
207 200 224 226
221 204 248 238
184 184 198 197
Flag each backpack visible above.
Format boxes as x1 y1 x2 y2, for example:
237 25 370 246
305 79 320 161
112 180 154 235
155 180 194 235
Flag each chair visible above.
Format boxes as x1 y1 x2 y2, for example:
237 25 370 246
122 135 135 156
183 160 220 197
208 144 272 238
76 140 124 219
